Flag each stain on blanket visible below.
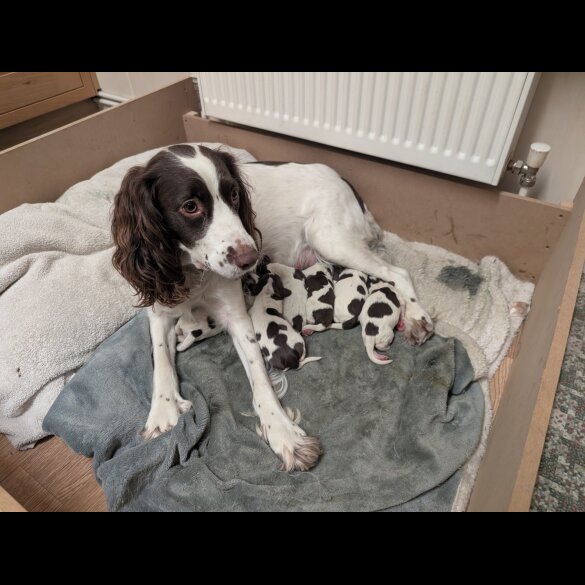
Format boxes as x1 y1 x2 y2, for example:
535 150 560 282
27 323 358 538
437 266 482 296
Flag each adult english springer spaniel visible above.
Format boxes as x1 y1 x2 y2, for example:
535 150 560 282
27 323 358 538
111 144 433 472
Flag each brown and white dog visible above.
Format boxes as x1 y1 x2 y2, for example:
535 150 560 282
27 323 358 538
111 144 433 472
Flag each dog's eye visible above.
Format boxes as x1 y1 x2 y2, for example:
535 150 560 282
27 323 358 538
182 200 199 214
231 189 240 206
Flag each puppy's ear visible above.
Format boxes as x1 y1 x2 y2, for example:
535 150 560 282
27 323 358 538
112 164 189 307
216 150 262 248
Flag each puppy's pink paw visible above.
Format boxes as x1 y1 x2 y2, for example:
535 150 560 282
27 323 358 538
397 317 405 332
302 328 314 337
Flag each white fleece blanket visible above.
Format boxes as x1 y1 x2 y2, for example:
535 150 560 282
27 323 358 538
0 142 533 450
0 143 254 449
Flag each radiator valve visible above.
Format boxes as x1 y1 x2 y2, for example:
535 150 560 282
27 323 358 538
507 142 551 188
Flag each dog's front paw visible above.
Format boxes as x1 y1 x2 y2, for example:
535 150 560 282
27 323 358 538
141 395 192 440
257 410 322 471
403 301 433 346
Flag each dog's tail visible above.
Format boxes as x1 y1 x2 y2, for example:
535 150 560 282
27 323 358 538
362 330 392 365
268 367 289 398
297 356 322 370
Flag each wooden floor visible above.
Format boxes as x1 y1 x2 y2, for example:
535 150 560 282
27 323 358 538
0 335 520 513
0 435 107 512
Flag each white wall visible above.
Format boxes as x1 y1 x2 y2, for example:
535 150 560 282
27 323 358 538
96 72 190 100
500 72 585 205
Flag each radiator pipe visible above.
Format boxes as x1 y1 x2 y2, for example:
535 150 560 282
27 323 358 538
508 142 551 197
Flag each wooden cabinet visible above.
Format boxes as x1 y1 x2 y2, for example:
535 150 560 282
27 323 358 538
0 72 99 130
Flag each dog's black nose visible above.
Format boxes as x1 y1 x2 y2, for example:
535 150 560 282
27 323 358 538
233 248 259 270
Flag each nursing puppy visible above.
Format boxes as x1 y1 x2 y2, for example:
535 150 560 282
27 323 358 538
361 279 401 365
249 273 321 371
265 262 309 333
298 263 335 335
175 307 221 352
304 266 369 332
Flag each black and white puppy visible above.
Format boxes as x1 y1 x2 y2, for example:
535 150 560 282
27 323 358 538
175 307 221 352
249 273 321 371
361 280 401 364
304 266 370 332
265 262 309 333
297 263 335 335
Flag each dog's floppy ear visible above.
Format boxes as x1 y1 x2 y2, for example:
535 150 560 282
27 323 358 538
111 164 189 307
216 150 262 248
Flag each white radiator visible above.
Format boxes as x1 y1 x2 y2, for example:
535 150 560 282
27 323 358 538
197 72 538 185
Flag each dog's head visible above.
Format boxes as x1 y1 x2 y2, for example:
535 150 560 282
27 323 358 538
112 144 261 307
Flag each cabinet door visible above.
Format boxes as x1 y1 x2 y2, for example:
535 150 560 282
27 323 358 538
0 72 99 130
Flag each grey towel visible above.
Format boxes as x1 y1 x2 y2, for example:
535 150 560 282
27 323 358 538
44 310 484 512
